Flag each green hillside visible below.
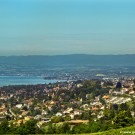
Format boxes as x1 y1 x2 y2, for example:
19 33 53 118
80 125 135 135
1 125 135 135
27 125 135 135
91 125 135 135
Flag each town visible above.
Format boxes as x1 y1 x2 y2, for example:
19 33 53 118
0 77 135 134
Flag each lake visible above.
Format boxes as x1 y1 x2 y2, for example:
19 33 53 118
0 76 65 87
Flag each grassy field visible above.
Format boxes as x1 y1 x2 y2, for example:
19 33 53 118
2 125 135 135
92 125 135 135
42 125 135 135
28 125 135 135
76 125 135 135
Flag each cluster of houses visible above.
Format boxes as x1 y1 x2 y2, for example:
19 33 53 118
0 78 135 127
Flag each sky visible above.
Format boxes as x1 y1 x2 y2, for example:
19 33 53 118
0 0 135 56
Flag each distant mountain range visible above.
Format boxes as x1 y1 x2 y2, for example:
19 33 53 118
0 54 135 67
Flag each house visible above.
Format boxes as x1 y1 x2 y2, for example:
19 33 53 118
25 116 33 121
92 107 99 111
41 118 51 123
74 110 82 116
34 115 42 120
63 108 73 114
48 106 53 111
81 104 89 110
70 113 75 119
21 111 29 116
16 104 23 109
77 84 83 88
56 112 62 116
129 91 135 95
42 110 48 115
109 89 113 94
90 101 101 106
37 121 45 128
0 106 6 114
112 91 122 96
50 101 55 105
102 95 110 100
13 119 26 126
121 89 127 94
97 115 103 119
100 105 105 110
131 111 135 117
0 116 6 122
95 96 100 102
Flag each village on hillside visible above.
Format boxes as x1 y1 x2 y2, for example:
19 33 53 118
0 77 135 133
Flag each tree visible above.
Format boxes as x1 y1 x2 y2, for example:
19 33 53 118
119 103 129 111
113 110 133 128
15 124 28 135
111 104 119 111
0 120 9 134
116 82 122 90
51 116 63 123
25 120 37 134
90 121 101 133
99 97 106 105
72 123 90 133
103 109 115 120
133 78 135 85
83 80 101 90
100 120 113 131
81 110 92 121
64 115 71 121
15 120 38 135
44 123 54 134
55 123 70 134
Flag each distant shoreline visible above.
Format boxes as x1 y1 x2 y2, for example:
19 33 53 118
0 75 66 87
0 54 135 57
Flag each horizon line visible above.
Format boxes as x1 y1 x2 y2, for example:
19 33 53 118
0 53 135 57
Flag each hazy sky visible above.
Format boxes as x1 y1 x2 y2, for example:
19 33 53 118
0 0 135 55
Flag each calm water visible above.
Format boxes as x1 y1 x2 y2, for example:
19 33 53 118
0 76 64 87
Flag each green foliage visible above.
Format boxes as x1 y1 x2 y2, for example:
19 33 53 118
83 80 101 89
90 121 101 133
99 97 106 105
44 122 70 134
116 82 122 90
63 115 71 121
15 124 28 135
103 108 116 120
25 120 37 134
51 116 63 123
44 123 54 134
113 110 133 128
15 120 39 135
118 103 129 111
133 79 135 85
100 120 113 131
0 120 9 134
127 101 135 111
90 125 135 135
72 121 103 134
72 123 90 133
110 104 118 111
81 110 92 121
54 123 70 134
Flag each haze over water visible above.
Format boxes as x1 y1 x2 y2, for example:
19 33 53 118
0 76 62 87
